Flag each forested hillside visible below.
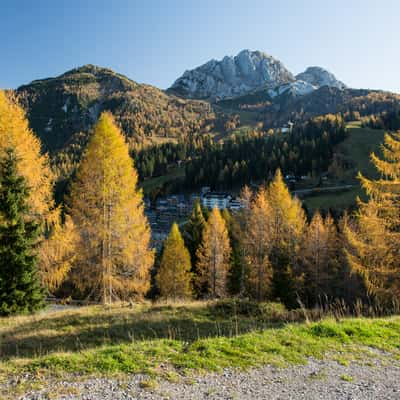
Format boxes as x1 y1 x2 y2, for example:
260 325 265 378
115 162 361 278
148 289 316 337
218 87 400 128
17 64 217 153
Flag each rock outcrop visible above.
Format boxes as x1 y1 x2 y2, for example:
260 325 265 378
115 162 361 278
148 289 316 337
296 66 346 90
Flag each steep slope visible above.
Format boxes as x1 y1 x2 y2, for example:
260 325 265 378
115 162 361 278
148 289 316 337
17 65 217 153
169 50 295 100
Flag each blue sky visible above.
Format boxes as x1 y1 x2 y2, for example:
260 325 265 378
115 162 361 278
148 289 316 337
1 0 399 92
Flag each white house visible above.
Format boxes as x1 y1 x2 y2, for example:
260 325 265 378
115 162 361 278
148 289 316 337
201 192 231 209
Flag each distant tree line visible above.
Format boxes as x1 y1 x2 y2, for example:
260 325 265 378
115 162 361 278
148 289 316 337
363 110 400 131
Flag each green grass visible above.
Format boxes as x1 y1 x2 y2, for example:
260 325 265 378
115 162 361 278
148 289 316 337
139 166 185 194
340 374 353 382
341 121 384 181
1 301 400 379
304 186 364 212
303 122 385 212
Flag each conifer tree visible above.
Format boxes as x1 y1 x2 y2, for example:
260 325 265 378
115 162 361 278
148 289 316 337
344 131 400 303
156 223 192 300
243 188 273 301
266 169 306 308
39 214 78 293
301 212 339 306
69 112 154 303
0 91 53 219
221 207 242 296
196 207 231 298
0 149 44 315
184 200 206 268
0 91 75 290
232 185 254 295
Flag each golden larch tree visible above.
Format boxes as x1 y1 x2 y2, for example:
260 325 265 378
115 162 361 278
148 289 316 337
266 169 306 308
69 111 154 303
344 131 400 302
0 91 54 219
38 214 78 292
0 90 76 290
156 223 192 300
243 187 273 301
196 207 231 298
301 212 339 305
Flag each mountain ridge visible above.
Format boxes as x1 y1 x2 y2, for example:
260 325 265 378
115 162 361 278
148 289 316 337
169 49 346 100
16 64 217 153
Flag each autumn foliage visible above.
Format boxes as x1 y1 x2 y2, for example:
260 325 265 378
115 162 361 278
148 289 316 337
156 223 192 300
69 112 154 303
196 207 231 298
345 131 400 303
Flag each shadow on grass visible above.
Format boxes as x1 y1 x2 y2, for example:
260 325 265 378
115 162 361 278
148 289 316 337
0 303 287 360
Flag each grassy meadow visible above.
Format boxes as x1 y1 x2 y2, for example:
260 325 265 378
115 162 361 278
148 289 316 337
303 122 385 212
1 300 400 382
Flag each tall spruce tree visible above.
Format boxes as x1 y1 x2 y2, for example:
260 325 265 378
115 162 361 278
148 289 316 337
0 149 44 315
69 112 154 303
232 186 254 296
344 131 400 303
184 200 206 269
156 223 192 300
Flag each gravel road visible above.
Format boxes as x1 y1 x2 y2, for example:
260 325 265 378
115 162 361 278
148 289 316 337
14 355 400 400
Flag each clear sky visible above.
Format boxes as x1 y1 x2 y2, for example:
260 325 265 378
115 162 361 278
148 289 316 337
1 0 399 92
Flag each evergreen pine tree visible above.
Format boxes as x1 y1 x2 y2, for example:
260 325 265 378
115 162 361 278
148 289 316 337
184 200 206 269
156 223 192 300
0 149 44 315
221 207 243 296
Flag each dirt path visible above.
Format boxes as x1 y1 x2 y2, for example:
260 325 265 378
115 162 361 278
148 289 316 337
14 354 400 400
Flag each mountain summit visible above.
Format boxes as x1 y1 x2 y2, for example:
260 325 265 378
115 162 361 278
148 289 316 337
17 64 215 153
169 50 346 100
296 67 346 90
169 50 294 99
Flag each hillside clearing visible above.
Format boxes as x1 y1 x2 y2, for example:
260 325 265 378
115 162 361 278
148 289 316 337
303 123 385 212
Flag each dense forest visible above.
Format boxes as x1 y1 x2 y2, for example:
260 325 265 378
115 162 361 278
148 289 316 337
363 109 400 131
184 115 347 189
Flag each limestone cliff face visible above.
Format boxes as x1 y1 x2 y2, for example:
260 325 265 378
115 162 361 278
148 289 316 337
169 50 295 100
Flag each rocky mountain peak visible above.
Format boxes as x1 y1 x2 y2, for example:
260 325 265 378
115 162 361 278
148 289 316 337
169 49 295 100
296 66 346 90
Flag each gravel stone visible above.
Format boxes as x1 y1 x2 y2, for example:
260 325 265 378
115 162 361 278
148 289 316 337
14 355 400 400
